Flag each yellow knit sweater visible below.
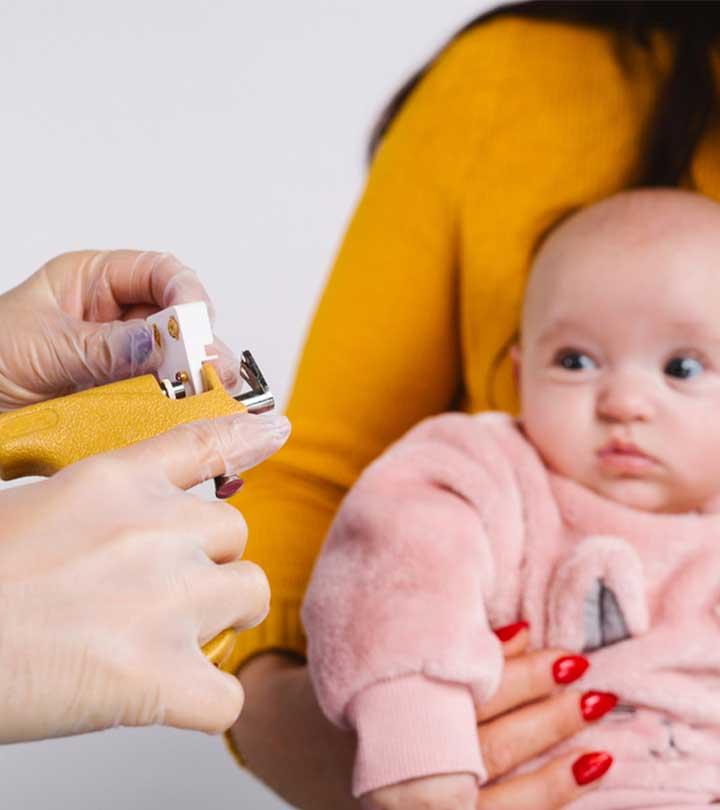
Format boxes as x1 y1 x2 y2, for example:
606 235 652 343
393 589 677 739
224 15 720 674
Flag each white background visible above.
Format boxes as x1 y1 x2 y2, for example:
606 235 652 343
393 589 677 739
0 2 492 807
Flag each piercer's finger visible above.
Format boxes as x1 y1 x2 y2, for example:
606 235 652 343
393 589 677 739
493 621 530 658
120 303 159 321
43 250 210 319
477 649 588 721
112 412 290 491
194 560 271 643
162 656 246 734
208 336 242 394
89 250 213 313
476 750 613 810
171 499 249 563
477 689 617 781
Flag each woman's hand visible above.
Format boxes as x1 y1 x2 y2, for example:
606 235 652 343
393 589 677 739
0 250 239 409
362 622 614 810
233 623 614 810
0 410 290 743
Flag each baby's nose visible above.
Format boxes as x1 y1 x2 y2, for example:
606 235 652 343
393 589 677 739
596 373 655 422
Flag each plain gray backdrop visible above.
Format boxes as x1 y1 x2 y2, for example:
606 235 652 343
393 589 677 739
0 1 492 807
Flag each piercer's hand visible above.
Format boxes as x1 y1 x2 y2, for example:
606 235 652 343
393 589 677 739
0 250 239 409
0 410 290 743
233 623 614 810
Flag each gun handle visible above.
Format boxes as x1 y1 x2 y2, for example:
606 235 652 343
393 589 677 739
0 365 244 479
0 364 246 671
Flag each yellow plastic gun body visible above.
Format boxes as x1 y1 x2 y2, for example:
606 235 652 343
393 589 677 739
0 364 241 479
0 363 248 672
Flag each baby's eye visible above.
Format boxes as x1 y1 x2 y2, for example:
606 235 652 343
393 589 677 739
553 350 596 371
664 356 704 379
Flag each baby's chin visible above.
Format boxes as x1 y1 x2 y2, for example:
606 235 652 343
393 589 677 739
586 476 700 515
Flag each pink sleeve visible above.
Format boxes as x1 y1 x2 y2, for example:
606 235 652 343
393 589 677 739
301 412 526 796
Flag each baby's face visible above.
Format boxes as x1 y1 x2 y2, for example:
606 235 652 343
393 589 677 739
516 191 720 513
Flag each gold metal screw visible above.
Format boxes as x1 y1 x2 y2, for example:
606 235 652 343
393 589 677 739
152 323 162 349
175 371 189 383
167 316 180 340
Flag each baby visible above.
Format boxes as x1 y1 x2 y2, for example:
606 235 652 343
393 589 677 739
302 189 720 809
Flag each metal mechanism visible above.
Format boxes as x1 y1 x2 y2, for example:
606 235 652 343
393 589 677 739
157 349 275 499
159 379 187 400
234 351 275 413
214 351 276 498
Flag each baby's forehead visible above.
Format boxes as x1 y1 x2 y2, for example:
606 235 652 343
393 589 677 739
539 189 720 259
524 190 720 335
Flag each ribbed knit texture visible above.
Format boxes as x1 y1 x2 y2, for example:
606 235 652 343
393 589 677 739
348 675 484 797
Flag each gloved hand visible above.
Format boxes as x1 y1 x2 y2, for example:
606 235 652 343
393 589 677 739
0 250 240 410
0 410 290 742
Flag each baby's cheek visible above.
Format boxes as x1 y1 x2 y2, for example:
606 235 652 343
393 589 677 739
521 396 587 478
675 402 720 457
682 418 720 498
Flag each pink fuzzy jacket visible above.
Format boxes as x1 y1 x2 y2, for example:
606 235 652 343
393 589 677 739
301 412 720 807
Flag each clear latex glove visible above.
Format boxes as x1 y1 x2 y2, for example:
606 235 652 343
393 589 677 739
0 250 241 410
362 774 477 810
0 410 290 743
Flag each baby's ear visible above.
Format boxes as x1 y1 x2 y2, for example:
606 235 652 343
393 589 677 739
510 344 521 388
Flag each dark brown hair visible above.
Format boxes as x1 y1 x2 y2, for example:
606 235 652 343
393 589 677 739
368 1 720 187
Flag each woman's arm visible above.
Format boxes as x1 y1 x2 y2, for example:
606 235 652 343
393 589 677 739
232 653 358 810
226 23 488 674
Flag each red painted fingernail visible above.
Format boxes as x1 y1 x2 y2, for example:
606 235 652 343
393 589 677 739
553 655 590 684
493 621 529 642
572 751 613 785
580 691 618 722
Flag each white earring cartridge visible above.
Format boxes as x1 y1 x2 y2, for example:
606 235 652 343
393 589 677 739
147 303 275 497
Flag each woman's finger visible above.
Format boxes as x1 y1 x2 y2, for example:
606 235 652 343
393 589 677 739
477 648 589 721
476 750 613 810
477 689 617 781
493 621 531 658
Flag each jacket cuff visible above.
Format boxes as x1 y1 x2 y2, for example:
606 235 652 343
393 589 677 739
347 674 485 797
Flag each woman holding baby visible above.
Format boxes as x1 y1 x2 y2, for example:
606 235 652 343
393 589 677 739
228 3 720 809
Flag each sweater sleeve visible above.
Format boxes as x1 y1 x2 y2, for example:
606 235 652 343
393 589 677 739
301 413 526 796
223 28 501 672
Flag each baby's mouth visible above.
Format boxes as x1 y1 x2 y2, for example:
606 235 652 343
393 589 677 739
596 440 659 474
